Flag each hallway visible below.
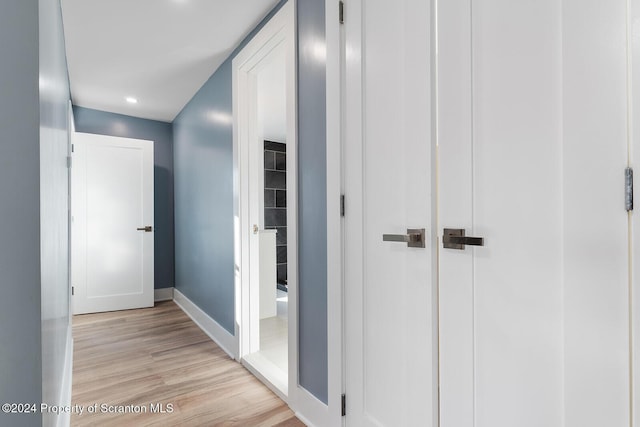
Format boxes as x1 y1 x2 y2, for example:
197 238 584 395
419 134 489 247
71 302 302 426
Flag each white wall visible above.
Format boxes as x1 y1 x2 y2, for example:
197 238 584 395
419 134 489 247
40 0 73 426
257 45 287 143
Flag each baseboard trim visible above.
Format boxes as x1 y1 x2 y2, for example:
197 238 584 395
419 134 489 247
294 385 330 427
56 324 73 427
295 411 316 427
173 289 237 359
154 287 174 302
242 353 288 402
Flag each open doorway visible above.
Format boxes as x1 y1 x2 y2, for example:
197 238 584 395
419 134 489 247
233 1 297 401
253 47 289 381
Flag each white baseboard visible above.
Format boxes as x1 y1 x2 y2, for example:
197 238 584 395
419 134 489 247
294 385 330 427
242 353 288 402
173 289 237 359
171 288 326 426
56 325 73 427
295 411 315 427
154 287 174 302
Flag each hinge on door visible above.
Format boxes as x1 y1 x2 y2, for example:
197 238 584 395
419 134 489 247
71 144 75 153
626 167 634 211
67 156 72 169
340 194 345 217
341 394 346 416
71 286 75 296
339 1 344 24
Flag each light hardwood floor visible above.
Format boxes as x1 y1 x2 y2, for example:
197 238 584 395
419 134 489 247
71 301 304 427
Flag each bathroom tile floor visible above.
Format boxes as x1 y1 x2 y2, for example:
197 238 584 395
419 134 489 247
258 290 289 374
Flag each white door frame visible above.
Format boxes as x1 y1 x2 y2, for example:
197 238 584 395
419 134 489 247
68 101 75 321
232 0 298 405
325 0 345 425
633 0 640 422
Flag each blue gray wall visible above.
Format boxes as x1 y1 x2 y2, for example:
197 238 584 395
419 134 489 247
172 58 236 333
0 0 72 426
173 1 287 334
40 1 72 426
297 0 328 404
73 106 175 289
173 0 328 404
0 1 43 425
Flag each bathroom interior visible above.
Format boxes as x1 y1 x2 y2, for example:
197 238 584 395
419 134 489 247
251 43 289 387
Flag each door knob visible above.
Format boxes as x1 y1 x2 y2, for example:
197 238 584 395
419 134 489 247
442 228 484 250
382 228 426 248
137 226 153 232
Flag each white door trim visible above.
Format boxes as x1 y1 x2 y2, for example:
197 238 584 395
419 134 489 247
341 0 366 421
325 0 345 425
68 100 75 320
232 0 299 408
630 0 640 424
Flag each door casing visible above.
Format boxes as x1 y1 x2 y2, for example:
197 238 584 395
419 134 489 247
232 0 299 406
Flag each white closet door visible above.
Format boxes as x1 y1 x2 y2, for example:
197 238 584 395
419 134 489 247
343 0 633 425
439 1 631 426
342 0 437 425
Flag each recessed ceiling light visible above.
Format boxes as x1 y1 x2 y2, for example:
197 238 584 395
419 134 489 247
125 97 138 104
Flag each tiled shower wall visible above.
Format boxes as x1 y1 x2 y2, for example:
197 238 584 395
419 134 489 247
264 141 287 288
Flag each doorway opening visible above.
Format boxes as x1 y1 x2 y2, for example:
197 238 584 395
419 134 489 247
233 1 297 401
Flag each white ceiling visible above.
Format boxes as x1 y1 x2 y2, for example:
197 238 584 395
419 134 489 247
61 0 280 122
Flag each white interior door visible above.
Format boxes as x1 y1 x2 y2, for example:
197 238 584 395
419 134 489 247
438 1 631 426
71 132 154 314
345 0 633 425
438 1 565 424
343 0 437 425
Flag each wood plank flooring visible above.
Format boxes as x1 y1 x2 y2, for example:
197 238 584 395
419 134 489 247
71 301 304 427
